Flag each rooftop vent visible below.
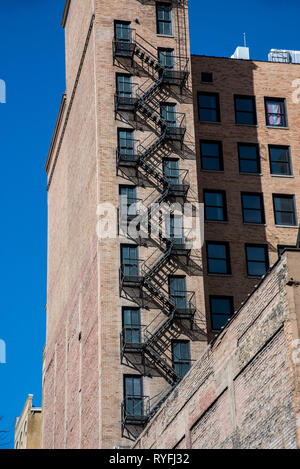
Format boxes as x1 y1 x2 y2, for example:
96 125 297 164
231 46 250 60
268 49 300 64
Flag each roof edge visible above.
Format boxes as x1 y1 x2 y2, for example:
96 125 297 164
45 94 67 173
61 0 71 28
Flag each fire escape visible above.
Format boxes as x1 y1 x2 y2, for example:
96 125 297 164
113 18 205 440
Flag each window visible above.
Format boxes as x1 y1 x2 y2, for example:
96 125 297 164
124 376 143 417
209 296 234 330
198 92 220 122
119 186 137 218
200 140 223 171
273 195 297 226
163 158 180 185
234 95 257 125
115 21 131 41
201 72 213 83
116 74 132 98
169 276 187 311
158 48 174 69
122 308 141 344
118 129 135 162
156 3 173 36
206 242 231 275
172 341 191 379
245 244 269 277
265 98 287 127
278 245 295 257
161 103 177 127
121 245 139 277
238 143 260 174
168 214 184 245
241 193 265 224
204 190 227 221
269 145 292 176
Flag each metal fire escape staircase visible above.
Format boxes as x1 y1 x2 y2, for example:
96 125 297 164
115 30 203 437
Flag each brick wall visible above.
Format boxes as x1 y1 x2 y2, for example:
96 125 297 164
133 250 300 449
43 0 206 449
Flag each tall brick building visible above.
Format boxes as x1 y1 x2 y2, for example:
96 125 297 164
191 53 300 340
43 0 206 449
42 0 300 450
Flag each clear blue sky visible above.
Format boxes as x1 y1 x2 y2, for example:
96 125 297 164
0 0 299 449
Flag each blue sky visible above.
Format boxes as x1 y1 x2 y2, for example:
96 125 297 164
0 0 299 449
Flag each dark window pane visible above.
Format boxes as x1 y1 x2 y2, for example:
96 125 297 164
204 191 226 221
242 194 264 224
172 341 190 379
247 261 267 276
235 97 254 112
269 146 291 175
201 72 213 83
210 296 233 330
273 195 296 226
207 243 230 274
198 93 219 122
200 95 217 109
235 96 256 125
246 245 268 277
201 141 223 171
201 142 219 157
246 246 266 262
208 259 228 274
239 144 260 173
236 111 256 125
199 109 217 122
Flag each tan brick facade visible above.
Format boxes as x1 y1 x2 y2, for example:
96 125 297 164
133 250 300 449
192 55 300 340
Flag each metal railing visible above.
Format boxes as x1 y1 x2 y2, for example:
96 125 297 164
120 260 143 287
121 395 150 423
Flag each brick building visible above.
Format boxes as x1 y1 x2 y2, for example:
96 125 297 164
192 53 300 340
42 0 300 450
15 395 42 449
43 0 206 449
133 250 300 449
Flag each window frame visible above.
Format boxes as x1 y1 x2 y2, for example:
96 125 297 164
206 241 231 275
168 276 187 310
156 2 173 36
268 145 292 176
245 243 269 277
201 72 213 83
238 143 261 174
200 140 224 171
234 95 257 126
122 307 141 344
158 47 174 69
116 73 132 98
171 340 191 379
198 92 221 123
204 189 227 222
265 97 287 128
114 20 131 41
209 295 234 331
120 244 139 276
123 375 144 417
241 192 265 225
273 194 297 226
